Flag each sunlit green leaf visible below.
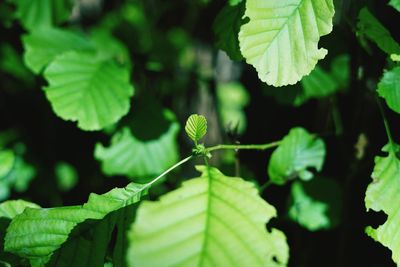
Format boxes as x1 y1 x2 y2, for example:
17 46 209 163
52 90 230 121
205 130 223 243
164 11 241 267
288 179 341 231
357 8 400 55
185 114 207 143
239 0 335 86
95 108 180 180
55 162 78 192
268 127 325 185
127 165 289 267
391 54 400 62
12 0 73 31
0 200 40 219
5 182 148 266
213 2 245 61
377 67 400 114
389 0 400 12
365 144 400 265
22 28 92 74
43 51 134 131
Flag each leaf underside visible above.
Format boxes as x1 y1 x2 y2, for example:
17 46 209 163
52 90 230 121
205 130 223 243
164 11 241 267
127 165 289 267
239 0 335 86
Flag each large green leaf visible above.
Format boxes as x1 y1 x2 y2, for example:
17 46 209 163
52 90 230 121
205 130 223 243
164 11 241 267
288 178 341 231
12 0 73 31
357 8 400 55
365 144 400 265
268 127 325 185
127 165 289 267
22 28 92 74
377 67 400 114
4 182 148 266
43 51 134 131
213 2 245 61
0 200 40 219
239 0 335 86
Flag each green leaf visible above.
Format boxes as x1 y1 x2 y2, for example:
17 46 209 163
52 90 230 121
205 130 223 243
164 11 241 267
216 82 250 134
185 114 208 143
229 0 243 6
0 44 34 83
43 51 134 131
357 7 400 55
389 0 400 12
377 67 400 114
365 144 400 265
0 200 40 219
95 114 180 180
239 0 335 86
0 150 15 178
55 161 78 192
268 127 325 185
22 28 92 74
288 179 341 231
300 65 339 100
391 54 400 62
213 2 245 61
4 182 148 266
0 200 40 266
12 0 73 31
127 165 289 267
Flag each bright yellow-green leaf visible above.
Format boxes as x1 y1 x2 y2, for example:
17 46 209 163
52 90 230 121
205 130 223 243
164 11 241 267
185 114 207 143
365 144 400 265
127 165 289 267
239 0 335 86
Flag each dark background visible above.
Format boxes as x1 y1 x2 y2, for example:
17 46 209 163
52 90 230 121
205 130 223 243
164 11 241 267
1 0 400 266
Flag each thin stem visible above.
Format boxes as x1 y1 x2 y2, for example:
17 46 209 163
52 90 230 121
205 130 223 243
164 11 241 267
376 97 394 147
145 155 193 188
259 180 273 192
207 141 281 153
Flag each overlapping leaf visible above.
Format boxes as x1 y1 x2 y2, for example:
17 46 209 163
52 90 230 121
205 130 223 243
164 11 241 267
127 165 289 267
12 0 73 31
22 27 92 74
268 127 325 185
239 0 335 86
389 0 400 12
43 51 134 130
365 144 400 265
4 182 148 266
213 2 245 61
377 67 400 114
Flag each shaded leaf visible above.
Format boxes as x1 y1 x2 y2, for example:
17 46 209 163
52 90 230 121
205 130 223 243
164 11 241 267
43 51 134 131
239 0 335 86
377 67 400 114
0 150 15 178
55 162 78 192
357 8 400 55
22 27 92 74
127 165 289 267
288 179 341 231
268 127 325 185
12 0 73 31
213 2 245 61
